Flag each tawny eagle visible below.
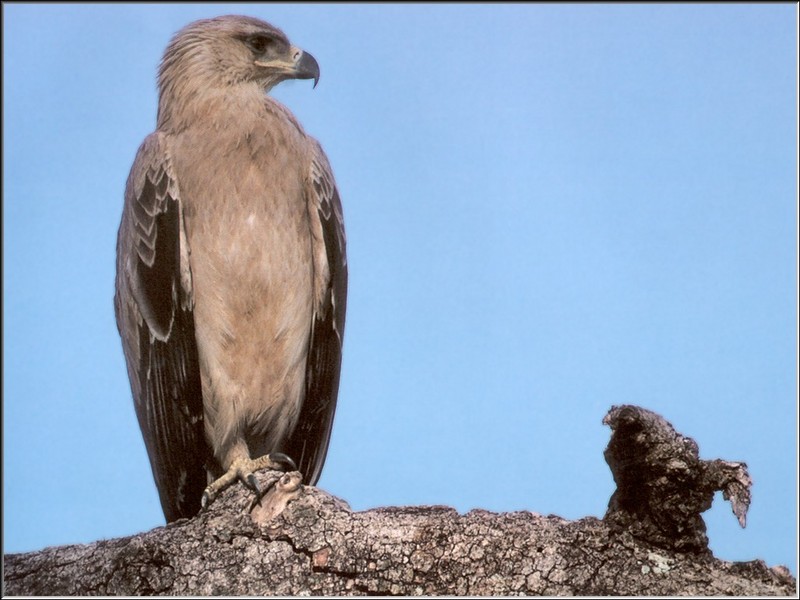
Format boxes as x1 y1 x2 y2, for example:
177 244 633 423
115 15 346 521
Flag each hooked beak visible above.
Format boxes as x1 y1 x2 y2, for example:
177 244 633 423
293 49 320 88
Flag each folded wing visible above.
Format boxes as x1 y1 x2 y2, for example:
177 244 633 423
114 133 209 521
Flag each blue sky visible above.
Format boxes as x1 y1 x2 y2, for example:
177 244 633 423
3 3 797 572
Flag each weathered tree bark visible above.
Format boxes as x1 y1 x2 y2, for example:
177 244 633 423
4 405 795 596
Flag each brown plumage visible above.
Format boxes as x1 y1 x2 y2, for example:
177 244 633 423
114 15 346 522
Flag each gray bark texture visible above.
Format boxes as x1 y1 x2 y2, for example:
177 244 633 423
4 405 796 596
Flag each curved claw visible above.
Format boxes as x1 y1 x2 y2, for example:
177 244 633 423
245 473 261 494
270 452 297 472
249 490 266 512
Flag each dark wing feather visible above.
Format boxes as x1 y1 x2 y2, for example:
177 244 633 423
114 133 209 521
284 145 347 486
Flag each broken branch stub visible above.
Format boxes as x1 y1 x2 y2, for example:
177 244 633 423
603 404 751 553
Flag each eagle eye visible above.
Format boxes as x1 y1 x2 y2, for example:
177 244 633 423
245 34 274 54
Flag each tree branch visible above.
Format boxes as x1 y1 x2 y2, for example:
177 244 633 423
4 405 795 596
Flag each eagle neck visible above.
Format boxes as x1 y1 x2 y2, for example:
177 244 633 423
157 81 267 134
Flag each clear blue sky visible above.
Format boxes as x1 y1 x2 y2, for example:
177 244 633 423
3 4 797 572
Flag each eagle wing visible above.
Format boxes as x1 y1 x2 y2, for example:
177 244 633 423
284 143 347 486
114 132 209 521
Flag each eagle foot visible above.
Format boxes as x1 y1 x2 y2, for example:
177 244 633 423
201 452 297 511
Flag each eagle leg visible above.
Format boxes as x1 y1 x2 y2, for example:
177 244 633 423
201 452 297 511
